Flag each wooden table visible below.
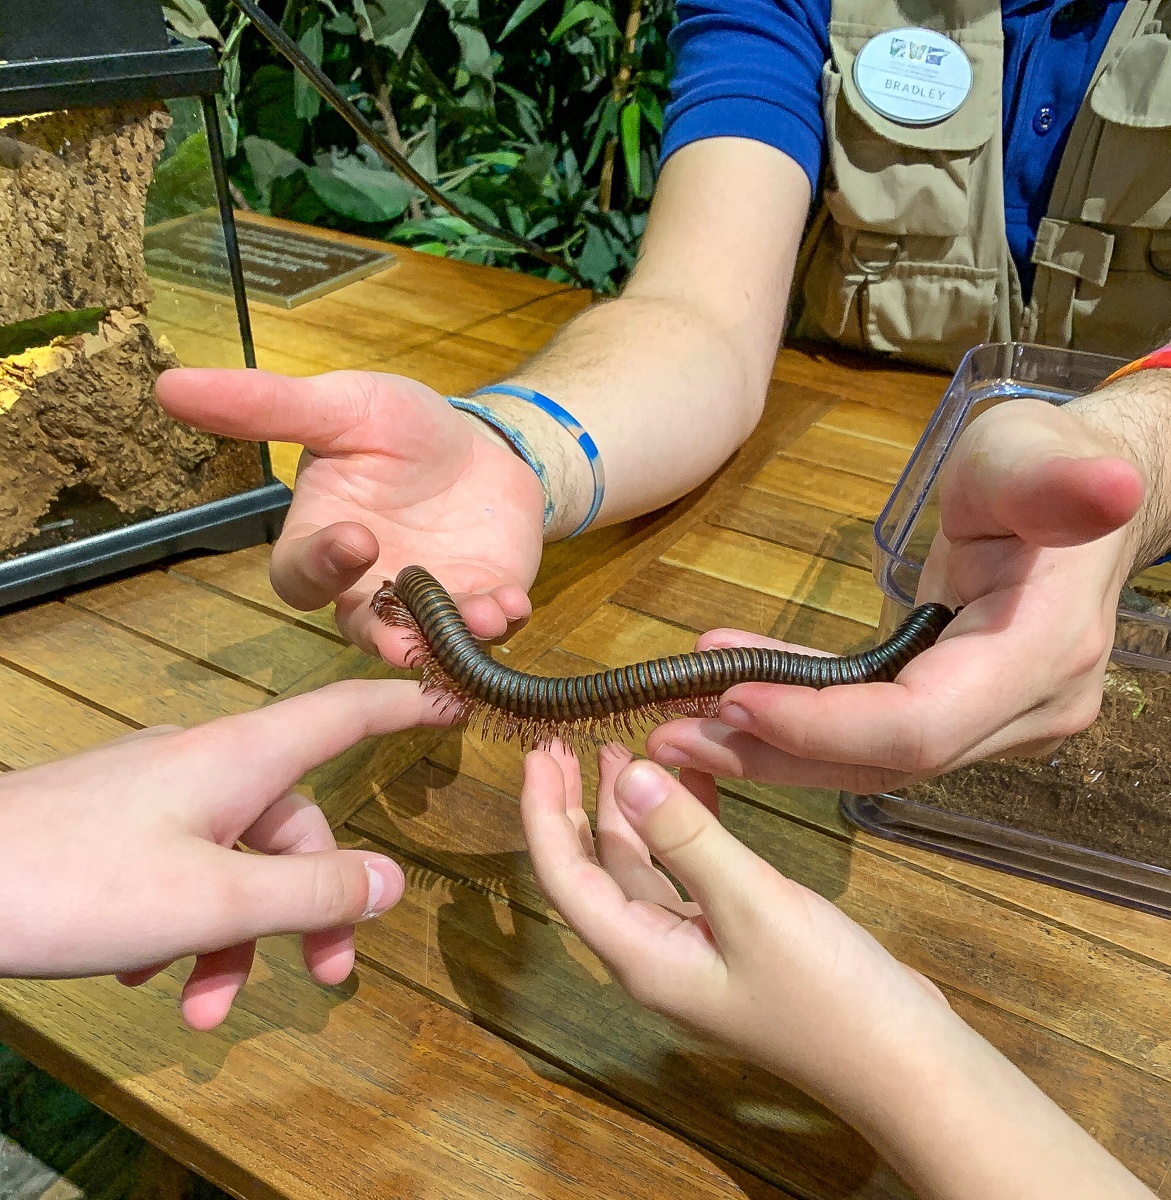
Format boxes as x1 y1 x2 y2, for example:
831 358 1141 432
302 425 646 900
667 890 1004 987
1 222 1169 1200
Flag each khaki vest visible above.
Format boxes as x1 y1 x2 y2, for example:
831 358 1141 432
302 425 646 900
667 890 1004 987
791 0 1171 371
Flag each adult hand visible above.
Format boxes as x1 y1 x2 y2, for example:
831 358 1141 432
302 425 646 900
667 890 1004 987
157 369 546 663
0 680 450 1030
646 396 1146 793
521 748 1156 1199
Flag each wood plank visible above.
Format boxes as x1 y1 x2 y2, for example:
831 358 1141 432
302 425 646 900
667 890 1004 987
726 777 1171 977
69 570 343 695
353 859 911 1200
0 663 132 770
460 289 592 353
711 487 876 571
344 765 1171 1192
613 560 877 653
815 401 928 450
773 346 947 422
779 425 911 486
661 525 883 627
559 604 697 668
267 441 300 488
0 603 267 728
171 546 343 639
152 282 444 369
0 937 784 1200
347 749 556 923
376 334 527 398
751 457 895 522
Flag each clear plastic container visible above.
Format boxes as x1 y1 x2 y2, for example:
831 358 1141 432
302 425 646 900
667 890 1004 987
843 342 1171 916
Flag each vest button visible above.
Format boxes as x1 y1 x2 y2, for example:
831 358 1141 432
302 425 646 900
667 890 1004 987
1033 105 1055 135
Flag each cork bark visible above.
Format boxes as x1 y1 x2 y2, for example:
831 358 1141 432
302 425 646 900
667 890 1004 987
0 103 172 324
0 103 266 559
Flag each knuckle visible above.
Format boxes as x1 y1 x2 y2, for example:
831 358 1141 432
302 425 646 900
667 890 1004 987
308 858 355 924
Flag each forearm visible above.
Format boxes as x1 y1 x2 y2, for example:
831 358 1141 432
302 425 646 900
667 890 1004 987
772 1002 1154 1200
502 292 768 534
867 1013 1151 1199
462 139 811 539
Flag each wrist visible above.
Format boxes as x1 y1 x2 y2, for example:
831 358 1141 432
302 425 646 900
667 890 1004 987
1065 367 1171 570
453 388 600 541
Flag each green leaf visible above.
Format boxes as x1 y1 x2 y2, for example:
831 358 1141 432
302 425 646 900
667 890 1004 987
354 0 429 56
162 0 222 44
294 19 325 121
145 131 218 225
306 151 414 222
620 100 640 194
583 95 618 173
325 11 358 34
452 23 494 81
244 64 306 154
550 1 619 43
637 88 663 134
0 308 106 358
243 136 305 210
500 0 551 38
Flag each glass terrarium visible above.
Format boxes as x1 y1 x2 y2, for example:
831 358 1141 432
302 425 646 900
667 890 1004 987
842 342 1171 917
0 0 290 607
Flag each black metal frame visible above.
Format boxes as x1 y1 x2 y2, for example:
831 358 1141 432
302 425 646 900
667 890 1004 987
0 33 291 609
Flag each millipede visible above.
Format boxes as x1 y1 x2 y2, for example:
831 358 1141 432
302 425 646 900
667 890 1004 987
373 565 956 750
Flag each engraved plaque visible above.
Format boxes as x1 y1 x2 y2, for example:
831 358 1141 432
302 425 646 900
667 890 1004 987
143 211 396 308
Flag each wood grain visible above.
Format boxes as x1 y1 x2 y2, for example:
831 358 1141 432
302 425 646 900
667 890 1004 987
171 545 342 639
0 938 787 1200
0 603 267 728
69 570 342 696
0 663 132 770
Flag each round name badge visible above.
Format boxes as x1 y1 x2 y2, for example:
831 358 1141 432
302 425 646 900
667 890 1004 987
853 27 973 126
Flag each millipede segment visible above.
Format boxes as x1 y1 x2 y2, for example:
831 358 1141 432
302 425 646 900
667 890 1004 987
373 565 955 750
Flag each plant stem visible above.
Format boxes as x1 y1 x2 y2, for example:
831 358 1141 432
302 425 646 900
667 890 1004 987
599 0 644 213
367 56 424 221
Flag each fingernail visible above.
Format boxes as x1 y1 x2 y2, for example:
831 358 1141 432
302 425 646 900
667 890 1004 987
653 744 690 768
722 702 751 730
617 761 671 818
362 858 405 920
329 542 372 571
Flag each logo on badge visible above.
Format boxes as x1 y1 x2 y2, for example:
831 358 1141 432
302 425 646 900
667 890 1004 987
853 26 973 126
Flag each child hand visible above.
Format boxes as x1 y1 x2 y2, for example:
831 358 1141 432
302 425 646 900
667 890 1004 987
519 744 949 1113
521 746 1156 1199
0 680 450 1030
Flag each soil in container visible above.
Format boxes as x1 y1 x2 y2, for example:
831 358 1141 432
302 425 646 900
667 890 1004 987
899 664 1171 870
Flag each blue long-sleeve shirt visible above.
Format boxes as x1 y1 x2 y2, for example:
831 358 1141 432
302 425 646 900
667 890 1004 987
662 0 1126 297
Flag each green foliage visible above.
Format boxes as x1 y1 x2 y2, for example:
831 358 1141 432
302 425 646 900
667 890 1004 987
165 0 674 292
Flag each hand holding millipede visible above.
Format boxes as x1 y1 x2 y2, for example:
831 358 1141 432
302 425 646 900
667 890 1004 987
372 566 956 749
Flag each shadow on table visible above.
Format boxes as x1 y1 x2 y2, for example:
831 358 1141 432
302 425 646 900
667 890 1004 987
427 866 900 1200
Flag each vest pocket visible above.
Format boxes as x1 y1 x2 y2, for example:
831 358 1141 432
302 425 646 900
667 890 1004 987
1083 31 1171 227
864 261 999 368
821 26 1000 238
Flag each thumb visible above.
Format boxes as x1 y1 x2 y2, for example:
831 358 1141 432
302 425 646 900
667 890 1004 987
213 849 404 944
613 761 768 939
941 398 1144 547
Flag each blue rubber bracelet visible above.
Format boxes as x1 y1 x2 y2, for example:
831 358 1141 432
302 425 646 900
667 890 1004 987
447 396 556 531
470 384 606 539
